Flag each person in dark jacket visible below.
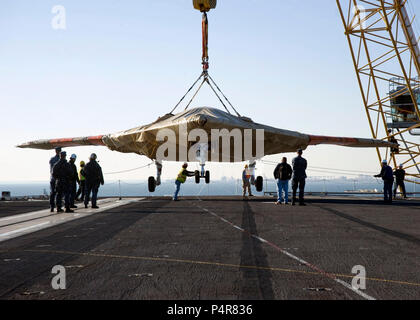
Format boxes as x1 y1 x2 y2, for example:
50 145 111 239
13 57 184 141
374 160 394 204
393 164 407 199
292 149 308 206
68 154 80 208
52 151 73 213
76 161 86 202
49 147 62 212
84 153 104 209
274 157 293 205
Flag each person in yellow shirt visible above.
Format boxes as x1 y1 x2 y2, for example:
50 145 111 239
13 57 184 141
173 163 195 201
75 160 86 202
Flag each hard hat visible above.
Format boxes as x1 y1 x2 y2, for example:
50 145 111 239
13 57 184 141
245 164 248 168
80 161 85 166
70 154 77 159
399 164 403 167
382 160 388 164
90 153 97 160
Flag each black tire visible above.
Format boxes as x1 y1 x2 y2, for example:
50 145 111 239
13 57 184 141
205 171 210 184
195 171 200 184
255 176 263 192
148 176 156 193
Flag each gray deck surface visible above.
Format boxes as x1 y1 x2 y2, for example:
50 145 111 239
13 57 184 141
0 196 419 300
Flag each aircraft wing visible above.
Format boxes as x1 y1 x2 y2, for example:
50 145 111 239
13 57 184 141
307 135 394 148
17 108 397 161
17 135 106 150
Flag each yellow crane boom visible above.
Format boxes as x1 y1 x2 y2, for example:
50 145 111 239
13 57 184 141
336 0 420 184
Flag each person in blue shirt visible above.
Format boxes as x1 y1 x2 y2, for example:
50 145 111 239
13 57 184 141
374 160 394 204
273 157 293 205
49 147 62 212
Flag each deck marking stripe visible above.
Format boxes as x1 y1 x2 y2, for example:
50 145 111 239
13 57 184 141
0 198 143 242
15 249 420 288
195 200 376 301
0 222 50 237
0 210 51 222
335 279 375 300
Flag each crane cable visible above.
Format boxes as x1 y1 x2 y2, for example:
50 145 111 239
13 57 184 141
169 73 205 115
260 160 378 175
170 11 241 117
104 162 154 175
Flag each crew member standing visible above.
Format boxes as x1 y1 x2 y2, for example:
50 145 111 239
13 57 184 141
374 160 394 204
52 151 73 213
84 153 104 209
68 154 80 208
173 163 195 201
76 161 86 202
292 149 308 206
274 157 293 205
49 147 62 212
393 164 407 199
242 165 254 198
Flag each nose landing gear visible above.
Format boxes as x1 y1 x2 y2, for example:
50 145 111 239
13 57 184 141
195 163 210 184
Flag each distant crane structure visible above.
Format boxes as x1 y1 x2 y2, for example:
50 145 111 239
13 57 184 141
336 0 420 184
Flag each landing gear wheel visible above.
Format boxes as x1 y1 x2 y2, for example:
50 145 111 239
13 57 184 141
255 176 263 192
205 171 210 184
148 176 156 193
195 171 200 184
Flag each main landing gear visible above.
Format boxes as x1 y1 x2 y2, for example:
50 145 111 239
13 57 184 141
249 160 264 192
148 161 162 193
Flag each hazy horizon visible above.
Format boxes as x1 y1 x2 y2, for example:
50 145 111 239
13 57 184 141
1 1 420 183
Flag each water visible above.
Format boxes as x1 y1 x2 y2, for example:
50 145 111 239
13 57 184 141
1 176 418 197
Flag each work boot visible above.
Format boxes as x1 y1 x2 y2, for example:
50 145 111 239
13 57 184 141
57 208 64 213
71 205 78 209
50 207 55 213
85 204 88 208
92 205 99 209
65 208 74 213
299 203 306 206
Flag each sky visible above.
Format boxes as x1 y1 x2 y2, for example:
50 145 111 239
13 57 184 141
1 0 420 183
